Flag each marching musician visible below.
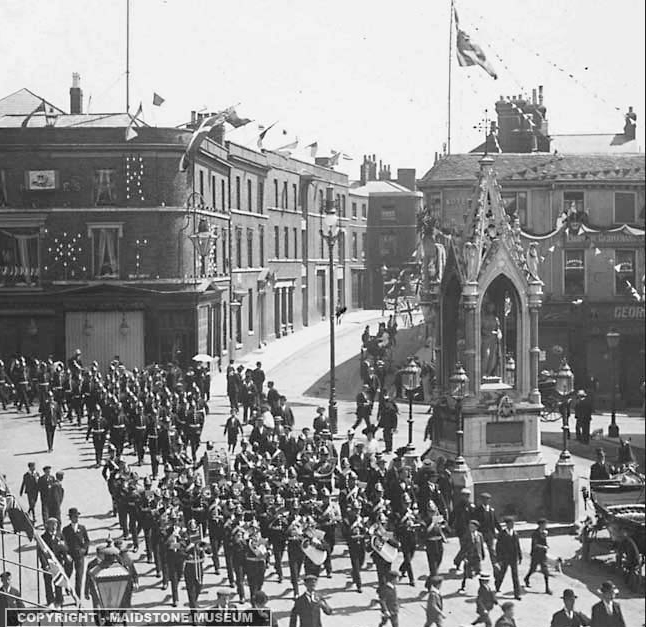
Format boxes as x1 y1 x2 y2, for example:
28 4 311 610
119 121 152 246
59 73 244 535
243 520 267 600
395 493 418 587
267 498 289 584
164 515 187 607
346 506 367 593
42 391 62 453
286 500 306 598
184 518 210 610
132 401 147 466
317 488 340 578
369 512 397 588
207 487 226 575
86 411 108 468
422 506 447 589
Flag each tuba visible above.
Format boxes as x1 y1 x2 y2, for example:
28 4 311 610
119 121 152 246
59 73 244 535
247 531 268 559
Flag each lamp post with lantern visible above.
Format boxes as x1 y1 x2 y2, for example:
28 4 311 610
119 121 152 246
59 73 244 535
449 362 469 465
555 358 575 461
606 329 620 437
401 356 422 454
185 191 216 279
320 185 341 435
86 542 134 618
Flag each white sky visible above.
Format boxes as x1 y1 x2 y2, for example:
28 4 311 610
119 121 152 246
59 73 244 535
2 0 645 177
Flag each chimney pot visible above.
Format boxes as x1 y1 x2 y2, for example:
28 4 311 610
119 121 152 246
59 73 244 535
69 73 83 114
532 88 537 105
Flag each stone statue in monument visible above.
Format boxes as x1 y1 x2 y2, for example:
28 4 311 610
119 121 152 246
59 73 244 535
481 299 503 378
465 241 479 282
526 242 541 280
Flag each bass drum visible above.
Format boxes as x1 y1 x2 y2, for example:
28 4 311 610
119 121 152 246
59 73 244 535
370 534 398 563
301 538 327 566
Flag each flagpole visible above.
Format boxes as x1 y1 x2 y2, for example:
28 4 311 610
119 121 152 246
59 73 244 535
126 0 130 114
447 0 454 155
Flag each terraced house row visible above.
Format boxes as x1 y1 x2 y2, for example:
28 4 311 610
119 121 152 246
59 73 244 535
0 79 374 369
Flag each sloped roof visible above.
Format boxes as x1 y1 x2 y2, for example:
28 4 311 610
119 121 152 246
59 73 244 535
352 179 422 195
420 152 646 185
550 133 644 154
0 88 64 116
0 112 135 128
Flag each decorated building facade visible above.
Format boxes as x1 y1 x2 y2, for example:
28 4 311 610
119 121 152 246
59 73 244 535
0 83 368 369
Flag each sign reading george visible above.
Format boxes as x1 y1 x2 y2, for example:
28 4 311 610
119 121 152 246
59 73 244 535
614 305 645 320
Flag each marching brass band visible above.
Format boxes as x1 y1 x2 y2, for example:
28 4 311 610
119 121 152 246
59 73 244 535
1 351 458 614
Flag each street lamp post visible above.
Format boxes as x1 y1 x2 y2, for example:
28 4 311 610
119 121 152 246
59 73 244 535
449 362 469 466
555 358 575 461
189 218 217 277
320 185 340 434
401 356 422 453
606 330 620 437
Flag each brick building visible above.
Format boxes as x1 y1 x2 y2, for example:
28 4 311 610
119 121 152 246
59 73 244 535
352 155 422 308
419 92 645 406
0 79 367 369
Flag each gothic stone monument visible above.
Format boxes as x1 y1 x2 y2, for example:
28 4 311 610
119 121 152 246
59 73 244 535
418 156 574 521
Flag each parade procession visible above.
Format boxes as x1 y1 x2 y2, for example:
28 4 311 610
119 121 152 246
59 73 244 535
1 1 645 626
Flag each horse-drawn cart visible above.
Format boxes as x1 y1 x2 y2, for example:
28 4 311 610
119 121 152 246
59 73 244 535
582 468 645 591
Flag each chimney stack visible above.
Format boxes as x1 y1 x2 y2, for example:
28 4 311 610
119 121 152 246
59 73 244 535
624 106 637 140
69 73 83 114
538 85 544 106
532 88 537 105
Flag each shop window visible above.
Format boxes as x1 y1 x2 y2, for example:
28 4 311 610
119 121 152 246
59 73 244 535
88 223 122 278
94 169 117 206
564 249 585 295
614 192 636 224
615 250 636 295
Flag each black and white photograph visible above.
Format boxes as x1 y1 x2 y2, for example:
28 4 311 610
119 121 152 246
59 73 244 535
0 1 644 625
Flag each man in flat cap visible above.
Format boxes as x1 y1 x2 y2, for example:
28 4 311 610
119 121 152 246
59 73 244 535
494 517 522 600
550 588 590 627
524 518 551 595
289 574 332 627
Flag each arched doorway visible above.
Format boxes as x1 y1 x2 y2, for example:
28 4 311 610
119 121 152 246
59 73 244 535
480 275 521 387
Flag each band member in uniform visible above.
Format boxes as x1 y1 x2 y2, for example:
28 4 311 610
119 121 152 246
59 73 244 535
317 488 340 578
377 570 400 627
165 520 187 607
207 490 226 575
184 519 209 612
286 501 305 598
268 503 289 584
244 522 267 600
346 508 367 592
110 403 128 458
86 413 108 467
132 402 147 466
146 410 161 478
396 494 418 586
422 508 447 589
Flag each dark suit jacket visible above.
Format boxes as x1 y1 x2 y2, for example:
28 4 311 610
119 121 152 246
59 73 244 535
289 591 332 627
19 471 39 498
496 529 521 563
590 601 625 627
62 523 90 560
37 474 54 501
550 608 591 627
0 586 24 627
